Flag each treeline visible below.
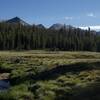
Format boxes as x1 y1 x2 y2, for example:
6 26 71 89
0 22 100 51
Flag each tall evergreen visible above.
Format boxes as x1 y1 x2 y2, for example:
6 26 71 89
0 22 99 51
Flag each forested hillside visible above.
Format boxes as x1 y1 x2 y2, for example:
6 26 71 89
0 22 100 51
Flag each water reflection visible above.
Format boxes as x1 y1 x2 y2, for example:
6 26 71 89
0 79 10 91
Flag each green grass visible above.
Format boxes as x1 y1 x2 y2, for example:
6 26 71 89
0 51 100 100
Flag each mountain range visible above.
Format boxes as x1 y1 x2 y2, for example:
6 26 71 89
3 17 100 32
5 17 75 30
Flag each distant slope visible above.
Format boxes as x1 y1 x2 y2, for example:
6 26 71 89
96 31 100 34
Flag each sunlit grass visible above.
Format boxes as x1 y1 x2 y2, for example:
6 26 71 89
0 51 100 100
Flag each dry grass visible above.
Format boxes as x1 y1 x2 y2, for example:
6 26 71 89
0 51 100 67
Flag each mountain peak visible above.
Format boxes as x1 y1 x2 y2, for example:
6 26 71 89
6 17 29 26
49 23 74 30
49 23 64 30
12 16 21 21
37 24 45 29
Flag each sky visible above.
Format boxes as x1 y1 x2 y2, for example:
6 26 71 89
0 0 100 29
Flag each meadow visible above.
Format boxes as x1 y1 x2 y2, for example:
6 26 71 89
0 51 100 100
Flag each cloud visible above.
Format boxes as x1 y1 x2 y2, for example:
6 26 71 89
64 13 96 21
64 16 73 20
79 25 100 31
87 13 96 17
